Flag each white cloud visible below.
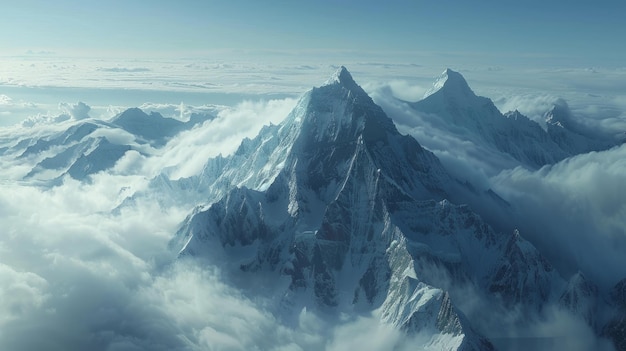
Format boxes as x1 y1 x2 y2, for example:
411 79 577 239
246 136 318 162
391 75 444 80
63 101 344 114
150 98 297 179
0 94 13 105
491 144 626 288
21 113 71 127
0 173 437 350
137 102 223 121
0 173 179 349
59 101 91 120
363 80 428 103
89 126 139 146
111 150 147 175
0 264 48 326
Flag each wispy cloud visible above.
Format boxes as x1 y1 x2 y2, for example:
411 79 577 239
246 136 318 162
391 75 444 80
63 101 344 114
58 101 91 120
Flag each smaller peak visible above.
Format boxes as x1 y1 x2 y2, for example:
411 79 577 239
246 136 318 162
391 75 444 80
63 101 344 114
423 68 474 100
545 99 572 126
324 66 357 87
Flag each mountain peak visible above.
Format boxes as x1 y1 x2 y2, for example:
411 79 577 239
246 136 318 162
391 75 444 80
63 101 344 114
423 68 475 100
322 65 363 93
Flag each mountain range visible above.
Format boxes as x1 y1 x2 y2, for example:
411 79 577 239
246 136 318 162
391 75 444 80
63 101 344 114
1 66 623 350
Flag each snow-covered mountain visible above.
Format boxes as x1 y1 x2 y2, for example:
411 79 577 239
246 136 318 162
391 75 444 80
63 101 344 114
407 69 618 170
169 67 580 350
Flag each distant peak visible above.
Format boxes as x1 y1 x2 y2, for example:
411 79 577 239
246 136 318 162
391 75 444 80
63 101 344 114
423 68 474 100
324 66 357 87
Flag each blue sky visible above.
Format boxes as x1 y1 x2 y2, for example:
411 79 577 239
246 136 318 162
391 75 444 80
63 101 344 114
2 0 625 66
2 0 626 127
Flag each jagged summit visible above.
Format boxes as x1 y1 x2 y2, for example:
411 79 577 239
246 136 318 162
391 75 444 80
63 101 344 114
423 68 475 100
286 65 400 148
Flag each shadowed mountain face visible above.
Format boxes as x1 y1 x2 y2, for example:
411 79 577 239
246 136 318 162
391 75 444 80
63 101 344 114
171 67 586 350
